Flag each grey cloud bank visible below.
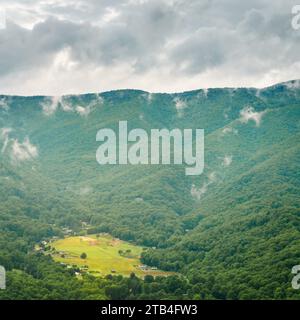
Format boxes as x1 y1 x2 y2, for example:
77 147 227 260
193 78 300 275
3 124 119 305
0 0 299 95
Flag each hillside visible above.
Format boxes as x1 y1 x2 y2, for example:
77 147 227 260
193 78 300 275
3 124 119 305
0 80 300 299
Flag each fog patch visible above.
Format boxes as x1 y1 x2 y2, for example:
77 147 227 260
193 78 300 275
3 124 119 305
11 137 38 162
191 183 207 200
203 89 209 98
91 94 104 107
197 89 209 99
0 98 9 111
147 93 153 103
41 94 103 116
222 126 238 135
60 99 73 112
222 155 232 167
42 96 74 114
255 89 262 98
142 92 153 104
41 96 62 115
76 94 103 117
228 88 237 97
76 105 90 116
0 127 12 153
174 97 187 118
191 172 217 200
79 186 92 195
284 80 300 90
1 129 38 162
240 106 266 126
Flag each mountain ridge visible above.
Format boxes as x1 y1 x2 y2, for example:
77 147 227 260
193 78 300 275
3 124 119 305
1 79 300 99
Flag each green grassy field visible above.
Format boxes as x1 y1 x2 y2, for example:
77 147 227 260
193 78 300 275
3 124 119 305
50 234 172 278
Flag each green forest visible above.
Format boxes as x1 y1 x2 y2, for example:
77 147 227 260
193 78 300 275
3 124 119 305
0 80 300 299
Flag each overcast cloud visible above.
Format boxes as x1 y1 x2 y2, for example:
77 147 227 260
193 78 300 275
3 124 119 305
0 0 299 95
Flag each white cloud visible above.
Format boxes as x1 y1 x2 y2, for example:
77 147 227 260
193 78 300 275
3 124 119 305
41 96 77 115
239 106 266 126
60 100 73 112
41 96 62 115
147 92 153 103
0 98 9 110
190 183 207 200
0 127 12 153
191 172 217 200
222 126 238 135
0 1 299 95
203 88 209 98
222 155 233 167
255 89 262 98
196 88 209 99
141 92 153 104
173 97 187 118
1 129 38 162
41 93 103 116
75 94 103 116
11 137 38 162
284 79 300 90
75 105 89 116
79 186 92 195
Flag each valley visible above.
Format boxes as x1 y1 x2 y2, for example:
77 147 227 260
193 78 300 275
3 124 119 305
48 234 173 278
0 80 300 299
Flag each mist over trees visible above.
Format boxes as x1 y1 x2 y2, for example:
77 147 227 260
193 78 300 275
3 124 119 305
1 81 300 299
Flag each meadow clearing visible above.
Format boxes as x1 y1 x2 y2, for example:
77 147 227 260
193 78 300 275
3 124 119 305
50 234 172 278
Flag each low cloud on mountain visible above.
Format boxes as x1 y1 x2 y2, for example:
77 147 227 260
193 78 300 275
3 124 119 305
0 128 38 162
240 106 267 126
11 137 38 162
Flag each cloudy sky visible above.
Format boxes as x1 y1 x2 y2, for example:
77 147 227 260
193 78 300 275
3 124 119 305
0 0 299 95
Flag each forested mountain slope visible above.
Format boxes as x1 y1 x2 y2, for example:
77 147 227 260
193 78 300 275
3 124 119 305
0 80 300 299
